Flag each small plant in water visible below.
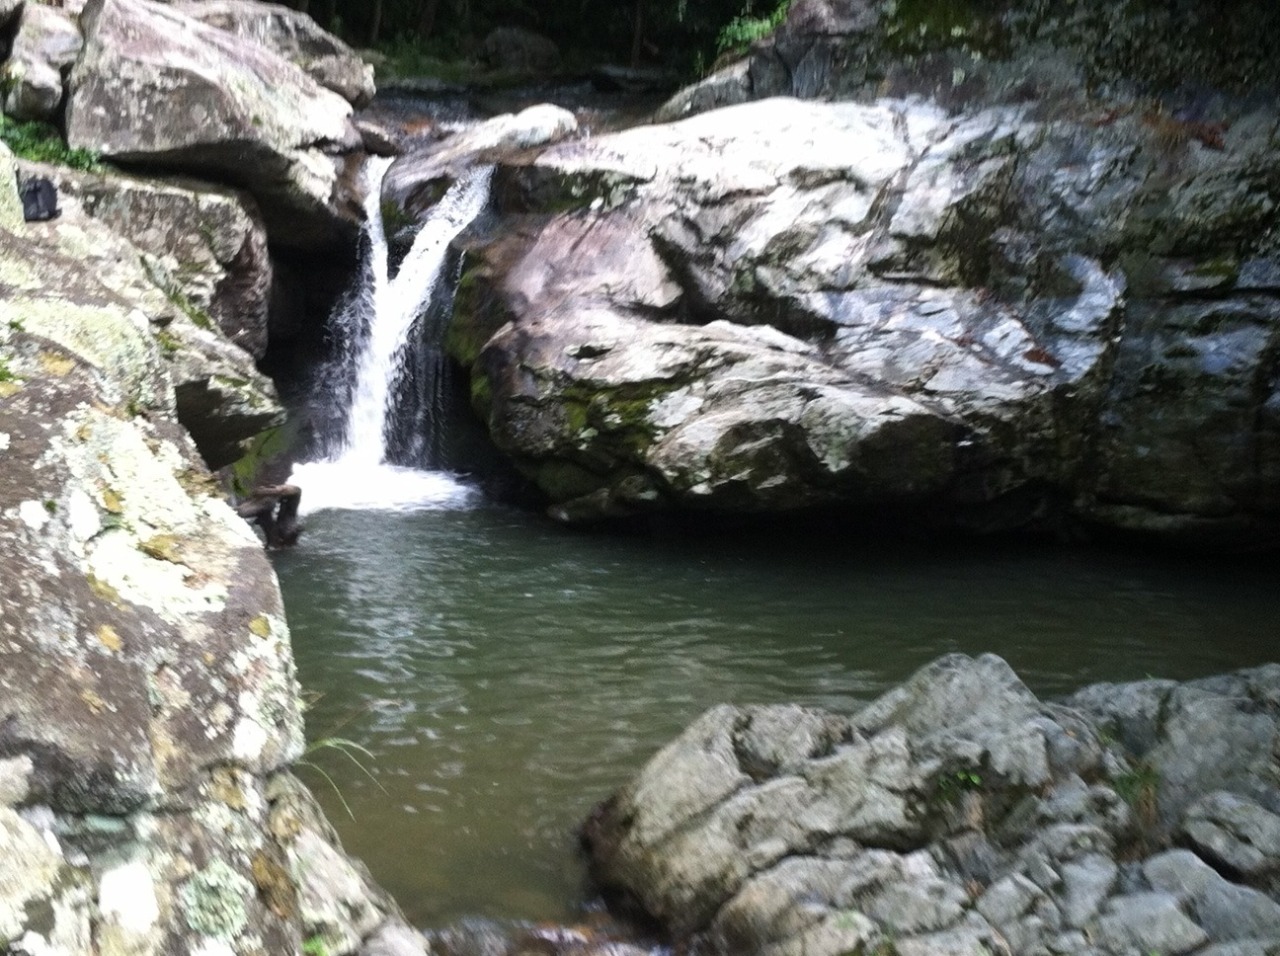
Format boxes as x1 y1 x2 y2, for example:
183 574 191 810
298 736 384 821
302 936 330 956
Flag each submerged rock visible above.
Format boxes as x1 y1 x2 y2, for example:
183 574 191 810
584 654 1280 956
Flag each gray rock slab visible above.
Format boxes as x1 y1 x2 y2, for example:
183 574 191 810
1094 892 1209 955
1145 850 1280 943
1181 791 1280 881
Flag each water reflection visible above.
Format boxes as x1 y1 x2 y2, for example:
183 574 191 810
274 504 1278 927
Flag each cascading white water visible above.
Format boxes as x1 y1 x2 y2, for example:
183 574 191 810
290 159 494 514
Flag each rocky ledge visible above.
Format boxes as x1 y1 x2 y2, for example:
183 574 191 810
432 0 1280 548
584 654 1280 956
0 134 420 956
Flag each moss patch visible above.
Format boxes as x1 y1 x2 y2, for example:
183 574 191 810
227 425 290 497
881 0 1008 58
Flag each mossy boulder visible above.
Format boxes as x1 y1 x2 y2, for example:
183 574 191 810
459 90 1279 544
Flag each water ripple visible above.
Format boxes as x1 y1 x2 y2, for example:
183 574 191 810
275 504 1279 928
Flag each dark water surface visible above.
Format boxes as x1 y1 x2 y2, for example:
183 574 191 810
273 503 1278 929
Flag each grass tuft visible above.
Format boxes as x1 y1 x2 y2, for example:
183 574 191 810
0 115 103 172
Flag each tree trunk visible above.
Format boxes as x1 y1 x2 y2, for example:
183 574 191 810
630 0 647 67
416 0 440 39
368 0 384 45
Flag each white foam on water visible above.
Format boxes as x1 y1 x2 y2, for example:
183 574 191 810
291 459 476 516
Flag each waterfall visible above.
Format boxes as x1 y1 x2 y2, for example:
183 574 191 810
290 158 494 514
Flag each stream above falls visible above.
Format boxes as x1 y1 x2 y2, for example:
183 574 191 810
273 502 1278 931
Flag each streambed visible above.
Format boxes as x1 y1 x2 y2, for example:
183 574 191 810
274 502 1278 930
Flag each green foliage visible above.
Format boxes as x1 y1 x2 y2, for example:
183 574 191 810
0 115 102 172
292 0 777 79
879 0 1010 59
374 32 480 82
1114 760 1160 807
302 937 330 956
153 328 182 356
716 0 791 55
936 768 984 802
229 425 290 497
0 357 15 383
138 256 216 331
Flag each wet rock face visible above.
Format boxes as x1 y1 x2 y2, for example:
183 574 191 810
708 0 1280 114
584 654 1280 956
450 92 1280 543
66 0 363 253
0 146 417 956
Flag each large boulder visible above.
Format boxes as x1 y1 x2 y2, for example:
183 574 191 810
661 0 1280 121
445 88 1280 544
65 0 363 252
585 654 1280 956
0 1 82 121
383 103 578 221
170 0 375 108
0 142 422 956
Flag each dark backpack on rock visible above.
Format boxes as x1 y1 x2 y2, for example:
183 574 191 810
18 175 59 222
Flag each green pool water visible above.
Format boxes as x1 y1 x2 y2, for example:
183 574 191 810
272 502 1278 930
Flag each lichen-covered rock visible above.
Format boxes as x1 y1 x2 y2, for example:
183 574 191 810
22 158 274 359
0 1 82 122
66 0 363 252
584 655 1280 956
0 143 23 229
11 157 284 468
170 0 375 108
0 143 412 956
